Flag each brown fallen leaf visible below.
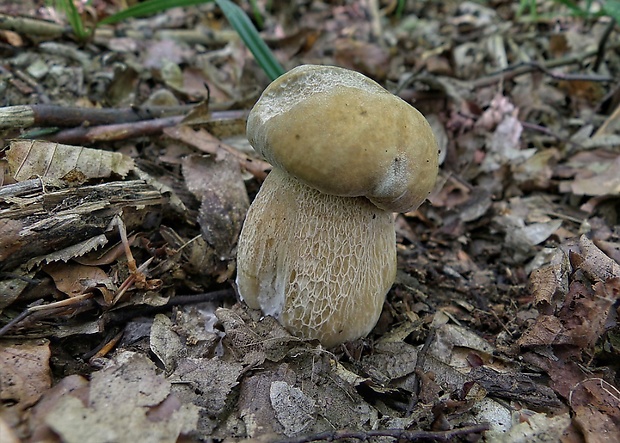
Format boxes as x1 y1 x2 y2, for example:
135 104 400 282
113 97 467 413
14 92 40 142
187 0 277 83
44 351 199 443
182 153 249 263
43 262 114 297
528 262 568 314
571 235 620 282
27 374 90 443
164 125 271 180
6 140 134 183
0 339 51 415
573 405 620 443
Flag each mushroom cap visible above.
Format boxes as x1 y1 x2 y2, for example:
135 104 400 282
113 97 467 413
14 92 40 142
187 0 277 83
246 64 439 213
237 168 396 348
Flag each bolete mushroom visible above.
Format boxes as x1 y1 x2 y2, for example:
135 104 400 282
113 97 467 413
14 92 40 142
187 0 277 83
236 65 438 348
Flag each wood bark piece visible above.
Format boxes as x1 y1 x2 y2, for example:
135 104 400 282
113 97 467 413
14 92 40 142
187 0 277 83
0 180 164 271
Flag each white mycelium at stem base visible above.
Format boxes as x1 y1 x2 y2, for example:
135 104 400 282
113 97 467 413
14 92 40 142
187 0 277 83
236 65 439 347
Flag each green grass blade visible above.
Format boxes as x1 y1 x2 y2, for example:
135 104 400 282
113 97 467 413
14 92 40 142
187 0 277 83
603 0 620 23
97 0 284 80
215 0 284 80
248 0 264 29
56 0 89 39
551 0 590 17
99 0 213 25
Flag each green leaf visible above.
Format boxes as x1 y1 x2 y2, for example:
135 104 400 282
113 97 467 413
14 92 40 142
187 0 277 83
56 0 89 39
215 0 284 80
603 0 620 23
99 0 213 25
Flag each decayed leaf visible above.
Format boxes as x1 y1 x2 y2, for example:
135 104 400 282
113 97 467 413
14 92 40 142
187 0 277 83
6 140 134 183
0 340 51 411
361 341 419 381
0 270 34 312
573 405 620 443
470 366 560 408
573 235 620 281
164 125 271 180
519 279 616 351
170 356 244 417
238 369 289 437
558 149 620 197
429 323 497 368
182 153 249 264
45 351 198 443
43 262 114 297
570 156 620 196
215 307 301 365
528 261 569 313
486 412 571 443
512 148 561 190
150 314 184 373
270 380 316 436
27 375 90 442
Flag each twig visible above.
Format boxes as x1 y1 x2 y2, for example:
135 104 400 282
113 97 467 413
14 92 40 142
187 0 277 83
38 115 183 144
87 330 124 361
520 61 613 82
0 13 67 39
519 121 585 151
111 256 155 306
11 69 51 103
0 290 236 337
594 18 617 72
0 104 245 130
472 43 620 89
0 13 237 46
105 289 236 325
0 300 43 337
92 27 238 48
269 423 490 443
0 104 185 129
0 296 98 337
407 328 436 414
164 125 271 180
28 293 94 312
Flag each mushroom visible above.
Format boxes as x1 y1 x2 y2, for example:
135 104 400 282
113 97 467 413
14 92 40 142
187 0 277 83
236 65 438 348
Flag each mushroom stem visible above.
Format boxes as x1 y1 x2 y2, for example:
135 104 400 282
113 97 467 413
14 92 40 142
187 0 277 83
237 168 396 348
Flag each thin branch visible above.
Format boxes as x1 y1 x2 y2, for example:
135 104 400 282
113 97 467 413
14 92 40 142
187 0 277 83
0 13 237 46
39 116 183 144
472 43 620 89
0 289 236 337
0 104 245 130
105 289 237 325
0 13 67 39
270 423 491 443
594 18 617 72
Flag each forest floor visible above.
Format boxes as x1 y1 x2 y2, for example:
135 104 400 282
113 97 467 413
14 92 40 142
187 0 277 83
1 1 619 442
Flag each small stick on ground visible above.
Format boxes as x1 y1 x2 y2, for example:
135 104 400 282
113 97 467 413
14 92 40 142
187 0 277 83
270 423 491 443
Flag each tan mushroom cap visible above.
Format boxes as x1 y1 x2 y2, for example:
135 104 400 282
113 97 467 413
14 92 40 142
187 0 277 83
246 64 439 213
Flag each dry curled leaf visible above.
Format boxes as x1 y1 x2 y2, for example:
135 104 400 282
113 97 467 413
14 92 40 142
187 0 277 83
573 235 620 281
